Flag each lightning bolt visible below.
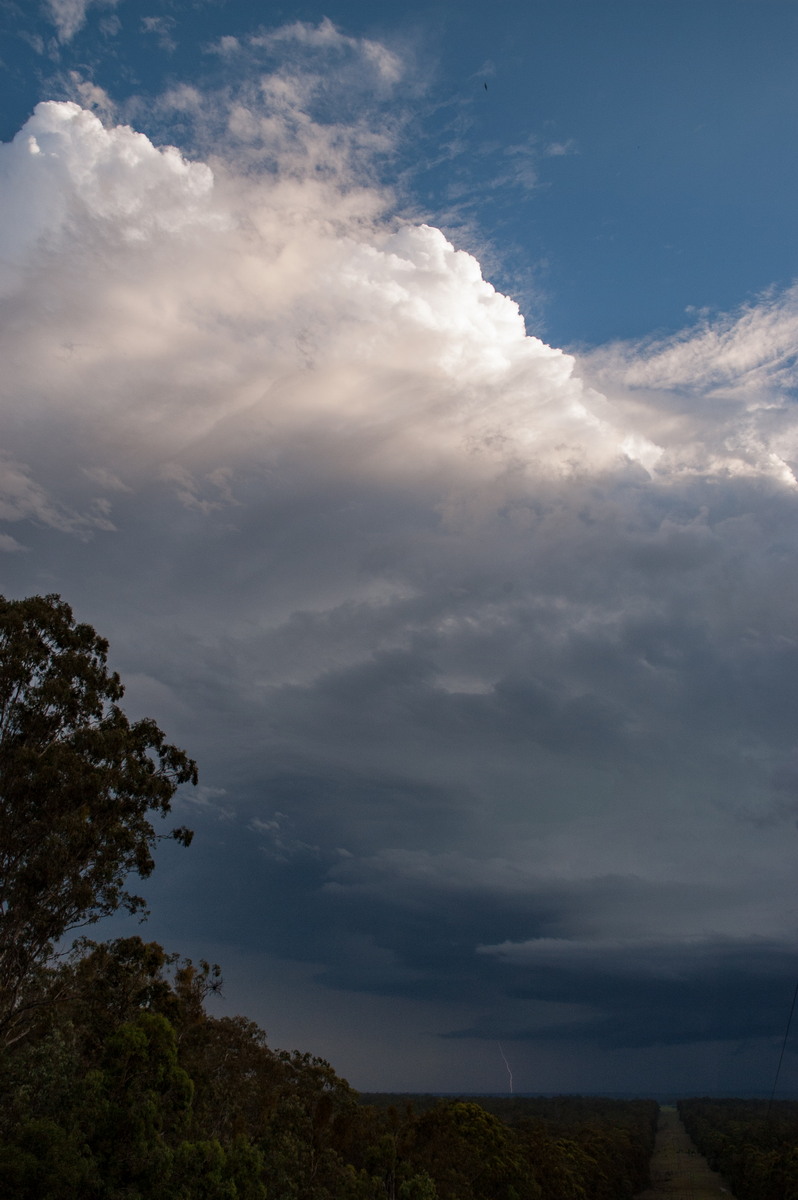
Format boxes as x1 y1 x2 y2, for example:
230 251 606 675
498 1041 514 1094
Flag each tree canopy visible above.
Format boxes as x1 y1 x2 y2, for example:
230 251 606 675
0 593 197 1045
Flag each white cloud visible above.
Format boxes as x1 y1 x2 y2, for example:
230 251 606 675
160 85 204 115
252 17 403 86
601 289 798 396
0 100 665 500
211 36 242 57
141 15 176 52
545 140 576 157
45 0 118 43
578 289 798 486
66 73 116 120
0 102 216 291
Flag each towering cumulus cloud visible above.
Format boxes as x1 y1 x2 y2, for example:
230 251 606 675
0 97 668 542
3 28 798 1090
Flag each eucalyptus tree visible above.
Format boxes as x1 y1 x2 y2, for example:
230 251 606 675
0 593 197 1045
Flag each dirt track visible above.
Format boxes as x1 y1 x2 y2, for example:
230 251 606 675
633 1106 734 1199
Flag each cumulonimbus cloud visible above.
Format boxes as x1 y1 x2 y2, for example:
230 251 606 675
4 28 798 1066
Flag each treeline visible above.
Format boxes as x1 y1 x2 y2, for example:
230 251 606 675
0 941 658 1199
361 1094 658 1200
679 1097 798 1200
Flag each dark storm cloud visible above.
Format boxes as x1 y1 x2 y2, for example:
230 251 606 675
473 934 798 1049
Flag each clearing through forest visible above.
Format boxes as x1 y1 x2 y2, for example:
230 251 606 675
633 1105 734 1199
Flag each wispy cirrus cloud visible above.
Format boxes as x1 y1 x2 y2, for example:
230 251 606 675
44 0 118 43
595 288 798 396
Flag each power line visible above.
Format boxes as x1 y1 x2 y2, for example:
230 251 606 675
767 975 798 1119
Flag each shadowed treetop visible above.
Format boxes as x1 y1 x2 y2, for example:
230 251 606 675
0 593 197 1044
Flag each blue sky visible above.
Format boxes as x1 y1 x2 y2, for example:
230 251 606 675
3 0 798 1095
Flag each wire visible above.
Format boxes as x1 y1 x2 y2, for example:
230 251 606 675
767 975 798 1119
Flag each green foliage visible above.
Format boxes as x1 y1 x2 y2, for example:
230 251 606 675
170 1137 266 1200
679 1097 798 1200
410 1101 535 1200
0 593 197 1046
0 1117 97 1199
342 1095 658 1200
398 1172 438 1200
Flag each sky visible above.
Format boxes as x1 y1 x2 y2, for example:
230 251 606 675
2 0 798 1097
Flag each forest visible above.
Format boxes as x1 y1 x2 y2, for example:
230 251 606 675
0 948 658 1200
679 1097 798 1200
0 593 661 1198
